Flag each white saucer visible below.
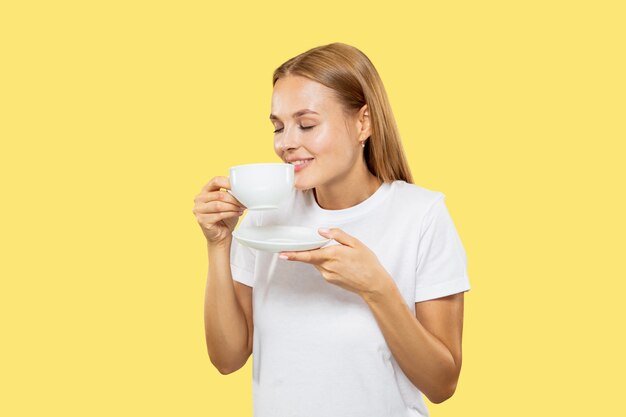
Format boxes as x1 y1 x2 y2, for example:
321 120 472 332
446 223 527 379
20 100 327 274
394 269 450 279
232 225 331 252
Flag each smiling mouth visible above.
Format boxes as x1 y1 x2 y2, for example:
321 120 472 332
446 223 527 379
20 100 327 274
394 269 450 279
290 158 314 172
291 158 313 165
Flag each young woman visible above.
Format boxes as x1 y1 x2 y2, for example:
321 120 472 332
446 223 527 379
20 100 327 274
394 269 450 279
193 42 471 417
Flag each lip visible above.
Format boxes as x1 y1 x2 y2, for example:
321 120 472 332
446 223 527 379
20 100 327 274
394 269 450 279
291 158 314 172
285 157 314 163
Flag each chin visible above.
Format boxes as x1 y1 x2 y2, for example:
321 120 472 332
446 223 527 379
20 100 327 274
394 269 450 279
294 184 314 191
294 177 316 191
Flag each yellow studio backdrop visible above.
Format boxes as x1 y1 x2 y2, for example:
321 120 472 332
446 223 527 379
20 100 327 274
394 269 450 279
1 0 624 415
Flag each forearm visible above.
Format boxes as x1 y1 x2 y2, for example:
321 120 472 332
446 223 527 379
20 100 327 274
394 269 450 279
204 239 250 373
363 276 458 404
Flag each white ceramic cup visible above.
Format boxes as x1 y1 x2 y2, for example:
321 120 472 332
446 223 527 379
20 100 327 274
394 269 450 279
229 163 295 210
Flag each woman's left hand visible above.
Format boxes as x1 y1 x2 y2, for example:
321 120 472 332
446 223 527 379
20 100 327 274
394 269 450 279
279 228 392 299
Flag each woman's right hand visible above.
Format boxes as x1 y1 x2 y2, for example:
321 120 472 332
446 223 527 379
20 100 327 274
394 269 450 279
193 176 246 246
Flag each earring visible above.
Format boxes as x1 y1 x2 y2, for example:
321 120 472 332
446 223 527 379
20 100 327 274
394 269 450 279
361 142 366 148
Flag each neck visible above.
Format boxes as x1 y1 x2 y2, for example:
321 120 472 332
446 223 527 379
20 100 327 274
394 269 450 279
313 162 383 210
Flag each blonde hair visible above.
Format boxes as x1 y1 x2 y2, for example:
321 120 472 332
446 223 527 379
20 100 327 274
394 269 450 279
273 42 413 184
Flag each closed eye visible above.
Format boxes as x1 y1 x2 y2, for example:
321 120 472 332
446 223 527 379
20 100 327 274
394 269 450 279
273 125 315 133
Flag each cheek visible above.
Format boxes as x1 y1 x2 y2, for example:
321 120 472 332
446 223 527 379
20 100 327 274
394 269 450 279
309 125 343 157
316 131 355 164
308 137 332 157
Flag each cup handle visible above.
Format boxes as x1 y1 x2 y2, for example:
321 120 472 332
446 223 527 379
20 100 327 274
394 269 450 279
227 189 247 209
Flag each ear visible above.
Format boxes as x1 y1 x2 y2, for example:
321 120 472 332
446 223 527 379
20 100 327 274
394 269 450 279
357 104 371 142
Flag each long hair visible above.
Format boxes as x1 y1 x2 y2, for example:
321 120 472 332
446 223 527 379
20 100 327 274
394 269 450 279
272 42 413 184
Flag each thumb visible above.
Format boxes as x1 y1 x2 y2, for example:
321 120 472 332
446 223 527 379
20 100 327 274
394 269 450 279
318 227 358 248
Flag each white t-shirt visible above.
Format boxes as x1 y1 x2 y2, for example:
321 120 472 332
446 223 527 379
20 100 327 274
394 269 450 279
230 180 471 417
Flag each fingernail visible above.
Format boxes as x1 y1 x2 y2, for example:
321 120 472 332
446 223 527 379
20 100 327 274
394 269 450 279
319 228 330 233
279 254 289 260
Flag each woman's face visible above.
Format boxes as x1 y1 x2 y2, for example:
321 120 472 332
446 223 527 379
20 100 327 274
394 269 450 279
271 75 369 191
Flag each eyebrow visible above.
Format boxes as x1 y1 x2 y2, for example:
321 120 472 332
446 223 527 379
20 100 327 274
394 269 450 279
269 109 319 121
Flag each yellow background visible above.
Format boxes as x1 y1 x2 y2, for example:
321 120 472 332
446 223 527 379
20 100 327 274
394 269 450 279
1 1 624 415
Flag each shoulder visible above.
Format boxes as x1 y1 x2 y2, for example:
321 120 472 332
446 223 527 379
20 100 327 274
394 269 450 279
389 180 445 211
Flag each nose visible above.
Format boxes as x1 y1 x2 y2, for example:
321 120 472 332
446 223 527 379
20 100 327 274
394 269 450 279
275 125 300 153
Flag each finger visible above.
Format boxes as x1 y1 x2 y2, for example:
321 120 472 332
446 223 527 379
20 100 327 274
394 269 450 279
317 227 359 248
196 190 246 209
201 176 231 193
196 210 242 224
225 191 247 209
194 200 245 214
279 249 325 264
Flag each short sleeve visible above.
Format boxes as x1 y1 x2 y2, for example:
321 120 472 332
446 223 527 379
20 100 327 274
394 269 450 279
230 212 258 288
414 193 471 302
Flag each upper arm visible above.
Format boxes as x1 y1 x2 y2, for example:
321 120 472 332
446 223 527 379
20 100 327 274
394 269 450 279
233 280 254 356
415 292 465 373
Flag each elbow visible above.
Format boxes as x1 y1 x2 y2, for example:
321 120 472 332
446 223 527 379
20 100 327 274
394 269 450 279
215 364 239 375
427 380 458 404
210 356 242 375
427 358 462 404
208 348 250 375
